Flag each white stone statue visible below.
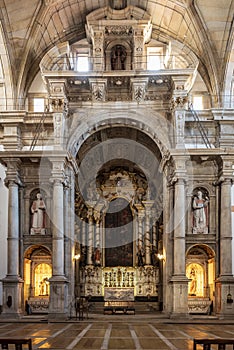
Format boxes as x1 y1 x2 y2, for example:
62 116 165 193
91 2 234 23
31 193 46 234
192 190 209 234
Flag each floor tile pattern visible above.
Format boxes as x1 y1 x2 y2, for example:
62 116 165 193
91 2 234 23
0 318 234 350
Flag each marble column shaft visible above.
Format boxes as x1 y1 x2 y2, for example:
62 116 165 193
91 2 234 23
7 181 19 276
220 179 233 276
173 178 186 275
52 180 65 276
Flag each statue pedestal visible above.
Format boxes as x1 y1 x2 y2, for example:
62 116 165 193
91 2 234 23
30 228 46 234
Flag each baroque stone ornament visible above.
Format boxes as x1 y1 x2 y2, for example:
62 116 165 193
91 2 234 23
171 95 188 109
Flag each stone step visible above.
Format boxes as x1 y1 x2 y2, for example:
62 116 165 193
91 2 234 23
90 301 160 314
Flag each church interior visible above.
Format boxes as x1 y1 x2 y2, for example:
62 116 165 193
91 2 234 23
0 0 234 322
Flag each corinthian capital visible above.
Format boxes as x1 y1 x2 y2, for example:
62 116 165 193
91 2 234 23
170 95 188 110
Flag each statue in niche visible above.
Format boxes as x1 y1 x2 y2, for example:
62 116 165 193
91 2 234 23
192 190 209 234
39 277 49 296
31 193 46 234
111 45 127 70
188 267 197 295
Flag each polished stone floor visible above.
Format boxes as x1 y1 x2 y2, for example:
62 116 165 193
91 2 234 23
0 315 234 350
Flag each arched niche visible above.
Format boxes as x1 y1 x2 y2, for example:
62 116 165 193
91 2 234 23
191 187 210 234
186 244 215 300
106 41 132 71
24 245 52 313
29 188 48 235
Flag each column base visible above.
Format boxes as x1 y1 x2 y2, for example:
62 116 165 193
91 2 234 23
170 275 189 316
1 275 24 319
48 276 69 320
215 276 234 318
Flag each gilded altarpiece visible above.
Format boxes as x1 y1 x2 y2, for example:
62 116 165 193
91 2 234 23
78 169 160 299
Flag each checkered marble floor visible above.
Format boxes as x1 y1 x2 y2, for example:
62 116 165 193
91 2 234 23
0 316 234 350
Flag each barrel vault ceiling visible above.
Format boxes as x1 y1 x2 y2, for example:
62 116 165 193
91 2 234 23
0 0 233 105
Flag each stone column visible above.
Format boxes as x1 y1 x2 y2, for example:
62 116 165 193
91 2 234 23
169 153 189 318
63 176 72 288
220 178 233 277
216 176 234 317
1 158 23 318
163 179 174 314
48 159 68 321
173 178 186 275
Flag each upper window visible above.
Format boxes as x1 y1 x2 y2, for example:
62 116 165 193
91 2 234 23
193 96 203 110
76 54 89 72
33 98 45 112
147 47 163 70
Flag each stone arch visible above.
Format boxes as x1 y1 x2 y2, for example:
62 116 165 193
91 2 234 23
67 108 172 159
186 244 216 259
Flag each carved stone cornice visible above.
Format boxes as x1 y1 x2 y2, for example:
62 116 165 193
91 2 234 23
4 158 23 187
105 25 132 36
49 158 66 185
214 176 233 186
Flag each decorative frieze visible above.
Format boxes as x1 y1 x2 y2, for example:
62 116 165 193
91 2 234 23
131 78 148 102
89 79 107 102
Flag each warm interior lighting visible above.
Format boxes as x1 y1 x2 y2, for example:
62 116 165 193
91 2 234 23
74 253 81 260
157 253 165 261
34 263 52 297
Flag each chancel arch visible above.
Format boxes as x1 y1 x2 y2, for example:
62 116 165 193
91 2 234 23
73 124 164 302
